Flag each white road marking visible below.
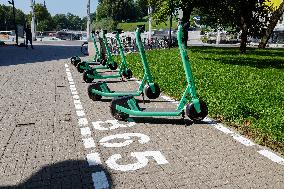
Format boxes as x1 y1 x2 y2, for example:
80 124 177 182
69 81 75 85
231 134 255 146
213 124 234 134
78 118 89 126
83 138 96 149
106 151 169 172
87 153 102 166
74 99 81 104
71 91 78 95
258 150 284 165
76 110 85 117
80 127 91 137
92 120 136 131
99 133 150 148
66 68 70 72
73 95 80 100
65 64 69 68
92 171 110 189
70 84 76 89
75 103 83 110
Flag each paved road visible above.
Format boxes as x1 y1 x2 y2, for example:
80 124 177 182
0 44 283 188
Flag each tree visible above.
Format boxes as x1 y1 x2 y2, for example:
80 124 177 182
197 0 270 53
0 4 26 31
148 0 210 46
96 0 141 22
259 1 284 48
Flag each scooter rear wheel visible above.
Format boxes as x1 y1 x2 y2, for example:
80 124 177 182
88 83 103 101
83 70 94 83
186 100 208 122
77 62 87 73
108 62 118 70
122 69 133 79
110 98 129 121
145 83 161 99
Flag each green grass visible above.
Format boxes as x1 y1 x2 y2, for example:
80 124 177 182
122 47 284 155
118 20 178 31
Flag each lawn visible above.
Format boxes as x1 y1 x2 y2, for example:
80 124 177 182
122 47 284 155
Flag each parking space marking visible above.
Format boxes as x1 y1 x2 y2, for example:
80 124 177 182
65 63 110 188
158 93 284 165
231 133 255 147
258 150 284 165
87 153 102 166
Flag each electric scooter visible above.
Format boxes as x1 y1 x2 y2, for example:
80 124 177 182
81 29 132 83
110 22 208 122
70 32 102 66
87 25 160 101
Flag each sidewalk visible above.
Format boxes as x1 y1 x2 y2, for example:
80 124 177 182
0 44 283 188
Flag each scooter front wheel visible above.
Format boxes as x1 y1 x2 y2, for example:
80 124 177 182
122 69 133 79
88 83 103 101
145 83 161 99
110 98 129 121
77 62 87 73
108 62 118 70
83 70 94 83
186 100 208 122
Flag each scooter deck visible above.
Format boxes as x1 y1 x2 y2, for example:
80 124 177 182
141 108 180 113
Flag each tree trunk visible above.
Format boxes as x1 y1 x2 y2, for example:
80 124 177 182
258 2 284 48
240 16 248 54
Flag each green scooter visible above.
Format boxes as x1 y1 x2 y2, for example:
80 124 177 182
110 22 208 122
82 29 133 83
77 30 119 74
87 25 160 101
70 32 103 66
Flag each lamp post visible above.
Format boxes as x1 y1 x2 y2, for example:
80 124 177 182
169 0 173 48
8 0 18 45
87 0 91 40
30 0 36 41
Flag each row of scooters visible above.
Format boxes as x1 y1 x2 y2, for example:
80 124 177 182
70 23 208 122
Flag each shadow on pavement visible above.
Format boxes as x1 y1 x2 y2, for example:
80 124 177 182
0 160 113 189
0 45 86 66
132 117 194 126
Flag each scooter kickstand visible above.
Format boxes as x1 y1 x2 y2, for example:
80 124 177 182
142 92 145 104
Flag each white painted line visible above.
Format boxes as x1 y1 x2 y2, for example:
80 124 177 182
74 103 83 110
78 118 89 127
66 72 72 76
213 124 234 134
71 90 78 95
69 81 75 85
76 110 86 117
70 88 77 92
74 99 81 105
92 171 110 189
66 68 70 72
258 150 284 165
231 134 255 147
68 77 73 82
80 127 91 137
87 153 102 166
73 95 80 100
65 64 69 68
70 84 76 89
83 138 96 149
